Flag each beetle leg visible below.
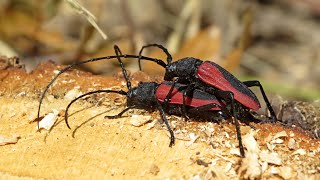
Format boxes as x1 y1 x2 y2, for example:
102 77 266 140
156 101 175 147
243 80 277 123
215 90 245 157
182 84 196 120
163 78 180 105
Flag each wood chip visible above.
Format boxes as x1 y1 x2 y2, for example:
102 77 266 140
273 131 288 139
279 166 295 180
130 115 151 127
229 148 241 157
64 87 82 100
238 152 262 179
288 138 296 150
185 133 199 147
259 150 282 165
243 129 259 153
145 120 157 130
292 149 306 156
0 134 20 146
37 109 59 130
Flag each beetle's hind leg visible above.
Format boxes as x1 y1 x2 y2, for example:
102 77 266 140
243 80 278 123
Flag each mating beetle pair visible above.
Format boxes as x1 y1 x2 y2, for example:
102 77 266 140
38 44 277 158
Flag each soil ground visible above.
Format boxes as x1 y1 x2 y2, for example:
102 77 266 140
0 60 319 179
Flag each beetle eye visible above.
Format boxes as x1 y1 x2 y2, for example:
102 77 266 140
167 65 176 73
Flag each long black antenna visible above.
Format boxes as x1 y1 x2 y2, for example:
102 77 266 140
37 53 166 128
64 89 127 129
138 43 173 70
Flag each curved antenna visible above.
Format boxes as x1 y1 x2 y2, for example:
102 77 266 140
113 45 131 90
64 89 127 129
138 44 172 70
37 53 166 128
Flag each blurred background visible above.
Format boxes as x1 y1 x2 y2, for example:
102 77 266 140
0 0 319 101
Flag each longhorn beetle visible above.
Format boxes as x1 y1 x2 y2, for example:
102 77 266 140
37 51 167 122
137 44 277 123
38 44 276 124
38 45 259 157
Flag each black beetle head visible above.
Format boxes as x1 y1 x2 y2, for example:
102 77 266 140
127 82 158 109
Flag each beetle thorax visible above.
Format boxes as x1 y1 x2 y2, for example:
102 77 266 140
164 57 202 83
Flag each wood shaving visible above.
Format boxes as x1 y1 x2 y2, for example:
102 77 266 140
145 120 157 130
273 131 288 139
269 166 279 175
203 126 215 137
292 148 306 156
271 138 284 144
243 130 259 153
53 70 59 74
61 79 75 84
266 142 276 151
229 148 241 157
210 152 236 164
185 133 199 147
170 131 191 141
259 150 282 165
238 152 262 180
288 138 296 150
224 162 233 172
278 166 295 180
261 161 268 172
64 87 82 100
0 134 20 145
129 115 151 127
37 109 59 130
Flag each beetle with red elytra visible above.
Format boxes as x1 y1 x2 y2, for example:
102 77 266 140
62 46 263 157
37 44 277 158
137 44 277 124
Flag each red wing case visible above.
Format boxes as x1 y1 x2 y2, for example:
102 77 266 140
156 82 223 111
197 61 261 110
